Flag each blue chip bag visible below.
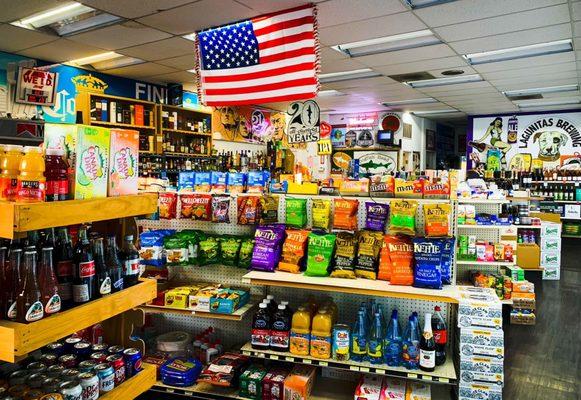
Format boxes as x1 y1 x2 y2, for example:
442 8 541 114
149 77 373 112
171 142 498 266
178 172 195 192
139 229 176 267
440 237 455 284
194 172 211 192
412 238 443 289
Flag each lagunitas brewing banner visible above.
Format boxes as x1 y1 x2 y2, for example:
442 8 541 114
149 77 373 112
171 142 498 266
468 111 581 170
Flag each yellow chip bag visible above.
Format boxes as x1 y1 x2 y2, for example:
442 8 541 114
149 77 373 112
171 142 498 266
312 199 331 231
423 203 451 237
389 200 418 236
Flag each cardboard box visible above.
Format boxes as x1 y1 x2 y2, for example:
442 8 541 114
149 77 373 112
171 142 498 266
209 289 249 314
458 299 502 330
74 125 110 199
284 365 316 400
404 381 431 400
512 280 534 293
460 356 504 374
510 310 536 325
543 266 560 280
380 377 406 400
459 382 503 400
505 265 525 282
459 369 503 388
516 243 540 270
541 223 561 238
354 375 383 400
262 368 289 400
540 251 560 268
540 237 561 252
108 129 139 196
512 293 536 309
239 364 268 399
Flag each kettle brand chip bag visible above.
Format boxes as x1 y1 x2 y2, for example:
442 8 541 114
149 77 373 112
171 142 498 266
260 195 279 224
333 199 359 231
389 200 418 235
440 237 455 284
312 199 332 231
423 203 452 237
305 232 336 277
250 224 286 272
365 202 389 232
331 231 357 279
413 238 443 289
199 236 221 266
220 236 241 266
382 235 414 285
354 230 383 280
285 198 308 228
278 229 310 273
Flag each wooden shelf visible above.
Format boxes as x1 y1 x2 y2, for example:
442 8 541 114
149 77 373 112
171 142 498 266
0 279 157 362
0 194 158 238
163 128 211 136
240 342 457 384
140 299 258 321
101 362 156 399
90 120 156 130
162 103 212 115
456 260 515 266
242 271 460 303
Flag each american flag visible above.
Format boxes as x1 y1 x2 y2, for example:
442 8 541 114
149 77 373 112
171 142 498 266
195 5 320 106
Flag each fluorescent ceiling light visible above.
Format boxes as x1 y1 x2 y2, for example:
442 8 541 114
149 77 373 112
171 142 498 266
404 0 456 9
406 74 482 88
318 90 345 97
412 109 459 115
503 84 579 98
516 99 581 108
319 68 381 83
183 33 196 42
68 52 122 66
56 13 121 36
93 56 145 70
14 2 91 28
332 30 441 57
383 98 437 106
464 39 573 65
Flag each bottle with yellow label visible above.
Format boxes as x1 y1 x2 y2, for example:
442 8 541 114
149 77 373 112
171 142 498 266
290 306 311 356
310 309 332 359
16 146 45 202
0 145 23 201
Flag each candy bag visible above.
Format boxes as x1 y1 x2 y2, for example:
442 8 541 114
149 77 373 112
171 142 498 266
220 236 241 266
389 200 418 235
383 235 414 285
285 198 307 228
331 231 357 279
237 196 260 225
423 203 451 237
250 224 286 272
238 237 255 269
365 202 389 232
278 229 310 273
311 199 332 231
199 236 221 266
305 232 336 277
260 195 279 224
440 237 455 284
333 199 359 231
413 238 443 289
354 230 383 280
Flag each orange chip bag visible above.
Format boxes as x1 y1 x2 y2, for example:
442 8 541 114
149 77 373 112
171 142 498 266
423 203 451 237
333 199 359 231
382 235 413 285
278 229 310 273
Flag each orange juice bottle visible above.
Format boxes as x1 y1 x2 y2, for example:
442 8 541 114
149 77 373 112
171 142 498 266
290 306 311 356
16 146 45 202
310 309 332 359
322 298 338 325
0 145 23 201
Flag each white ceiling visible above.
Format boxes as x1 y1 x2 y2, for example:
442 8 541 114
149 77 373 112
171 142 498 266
0 0 580 124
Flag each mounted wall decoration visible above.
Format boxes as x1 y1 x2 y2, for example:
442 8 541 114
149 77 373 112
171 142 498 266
212 105 274 143
286 100 320 144
15 67 58 106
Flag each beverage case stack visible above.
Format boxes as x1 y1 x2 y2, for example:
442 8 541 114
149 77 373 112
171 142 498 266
540 222 561 280
457 287 504 400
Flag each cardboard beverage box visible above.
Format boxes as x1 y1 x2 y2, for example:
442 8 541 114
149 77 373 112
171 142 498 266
515 243 540 270
459 327 504 360
459 382 503 400
74 125 110 199
44 123 78 194
108 129 139 196
354 375 383 400
283 365 317 400
262 368 290 400
238 364 268 399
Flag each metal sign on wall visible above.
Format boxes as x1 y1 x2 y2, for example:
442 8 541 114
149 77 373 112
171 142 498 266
286 100 320 143
15 67 58 106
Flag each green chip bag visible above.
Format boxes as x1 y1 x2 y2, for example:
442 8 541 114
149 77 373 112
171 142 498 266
164 234 189 266
389 200 418 235
285 198 307 228
199 236 220 266
220 236 241 266
312 199 331 231
238 237 255 269
305 232 336 277
176 230 203 265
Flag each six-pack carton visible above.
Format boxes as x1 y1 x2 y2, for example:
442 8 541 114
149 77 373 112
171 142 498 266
108 129 139 196
74 125 110 199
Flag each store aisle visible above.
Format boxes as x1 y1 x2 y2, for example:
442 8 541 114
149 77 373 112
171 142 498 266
504 239 581 400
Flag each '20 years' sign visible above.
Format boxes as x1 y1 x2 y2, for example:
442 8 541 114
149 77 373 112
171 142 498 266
286 100 320 144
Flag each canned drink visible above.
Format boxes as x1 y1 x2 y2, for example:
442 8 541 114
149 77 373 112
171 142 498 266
42 377 63 393
58 354 78 368
46 364 65 378
107 345 124 355
94 363 115 394
78 372 99 400
39 353 58 366
24 388 44 400
89 352 108 364
9 369 30 386
60 369 80 380
122 348 142 379
60 380 82 400
45 342 65 357
63 338 82 352
73 342 92 359
41 394 65 400
78 360 98 373
106 354 125 386
332 324 351 361
91 344 108 353
27 362 48 374
27 372 48 388
8 384 28 398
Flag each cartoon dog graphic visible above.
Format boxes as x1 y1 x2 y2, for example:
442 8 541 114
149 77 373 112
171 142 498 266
533 131 568 162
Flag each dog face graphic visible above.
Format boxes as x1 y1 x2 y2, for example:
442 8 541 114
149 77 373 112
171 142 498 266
533 131 568 161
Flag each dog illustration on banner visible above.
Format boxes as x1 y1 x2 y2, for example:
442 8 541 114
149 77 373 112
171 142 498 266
533 131 568 161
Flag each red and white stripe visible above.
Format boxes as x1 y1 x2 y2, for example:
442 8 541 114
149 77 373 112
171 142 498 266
198 5 319 106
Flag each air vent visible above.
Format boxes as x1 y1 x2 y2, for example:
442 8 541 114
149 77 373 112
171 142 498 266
388 72 435 83
506 94 543 101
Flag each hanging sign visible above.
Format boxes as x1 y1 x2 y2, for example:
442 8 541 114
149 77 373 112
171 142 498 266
317 139 332 155
15 67 58 106
379 112 402 134
286 100 320 143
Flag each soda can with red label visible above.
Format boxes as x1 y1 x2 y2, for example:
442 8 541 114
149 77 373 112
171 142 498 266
106 354 125 386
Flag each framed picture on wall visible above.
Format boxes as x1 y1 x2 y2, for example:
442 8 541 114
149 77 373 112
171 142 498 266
426 129 436 151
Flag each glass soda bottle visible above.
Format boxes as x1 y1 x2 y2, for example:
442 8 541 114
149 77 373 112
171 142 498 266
105 234 124 293
92 237 111 297
251 303 271 350
384 309 402 366
368 312 384 364
38 247 61 315
16 250 44 323
45 148 69 201
402 316 420 370
73 226 95 304
351 310 368 362
121 235 140 287
6 248 22 320
419 313 436 372
432 306 447 366
55 227 74 309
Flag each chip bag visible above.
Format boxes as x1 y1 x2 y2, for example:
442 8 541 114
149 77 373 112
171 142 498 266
260 195 279 224
220 236 241 266
312 199 332 231
250 224 286 272
412 238 443 289
164 233 189 266
278 229 310 273
382 235 413 285
212 196 231 223
365 202 389 232
237 196 260 225
389 200 418 235
354 230 383 280
158 192 177 219
177 230 203 266
238 237 255 269
285 198 307 228
199 236 221 266
333 199 359 231
179 193 198 219
423 203 451 237
139 229 175 267
331 231 357 279
305 232 336 277
188 194 212 221
440 237 455 284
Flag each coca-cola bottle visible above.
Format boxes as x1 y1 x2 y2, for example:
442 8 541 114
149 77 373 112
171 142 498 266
73 226 95 304
121 235 140 288
105 234 123 293
56 227 74 309
5 247 22 320
16 250 44 323
38 247 61 316
432 306 447 366
92 237 111 297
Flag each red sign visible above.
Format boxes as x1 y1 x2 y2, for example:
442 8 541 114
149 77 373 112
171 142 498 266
15 67 58 106
319 121 332 138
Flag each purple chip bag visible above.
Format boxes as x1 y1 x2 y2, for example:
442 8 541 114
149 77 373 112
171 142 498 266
365 202 389 232
250 224 286 271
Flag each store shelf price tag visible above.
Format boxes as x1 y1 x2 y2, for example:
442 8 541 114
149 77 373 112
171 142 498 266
408 373 418 379
376 369 386 375
349 366 359 371
270 355 279 360
317 139 332 155
360 367 370 372
304 359 312 364
285 357 295 362
242 351 250 356
319 361 328 366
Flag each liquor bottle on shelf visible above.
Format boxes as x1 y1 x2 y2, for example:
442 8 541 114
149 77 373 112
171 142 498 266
73 226 95 304
419 313 436 372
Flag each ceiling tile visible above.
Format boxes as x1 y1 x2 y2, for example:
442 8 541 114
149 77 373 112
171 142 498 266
413 0 566 28
571 21 581 37
238 0 315 13
419 81 496 95
67 22 172 50
102 62 178 78
434 4 570 42
0 0 70 23
79 0 197 19
572 0 581 20
353 44 456 67
0 24 57 53
448 23 571 54
322 76 398 90
16 38 106 63
155 54 196 70
320 46 351 62
118 37 194 61
427 65 477 77
148 70 197 83
473 52 575 73
321 57 367 74
319 12 426 46
373 56 469 75
137 0 255 35
316 0 407 28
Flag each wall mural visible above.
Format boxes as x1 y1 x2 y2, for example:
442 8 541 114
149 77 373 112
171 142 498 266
212 106 275 143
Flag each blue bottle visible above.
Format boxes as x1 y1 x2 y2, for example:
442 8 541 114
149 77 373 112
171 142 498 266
402 316 420 370
367 312 384 364
351 310 368 362
384 310 402 366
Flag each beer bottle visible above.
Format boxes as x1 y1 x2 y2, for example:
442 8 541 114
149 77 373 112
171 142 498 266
105 234 123 293
92 237 111 297
55 227 74 309
73 226 95 304
121 235 140 288
419 313 436 372
38 247 61 315
16 250 44 323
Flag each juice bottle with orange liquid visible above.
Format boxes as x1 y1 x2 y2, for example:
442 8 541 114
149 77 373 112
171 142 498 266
16 146 45 202
290 305 311 356
0 145 23 201
310 309 332 359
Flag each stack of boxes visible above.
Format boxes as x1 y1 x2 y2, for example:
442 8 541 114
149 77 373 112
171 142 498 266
540 223 561 280
457 287 504 400
504 266 536 325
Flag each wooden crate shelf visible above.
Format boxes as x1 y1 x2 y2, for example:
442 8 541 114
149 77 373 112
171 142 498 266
140 298 258 321
101 363 157 399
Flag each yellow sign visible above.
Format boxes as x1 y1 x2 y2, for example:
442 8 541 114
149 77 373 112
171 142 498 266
317 139 332 155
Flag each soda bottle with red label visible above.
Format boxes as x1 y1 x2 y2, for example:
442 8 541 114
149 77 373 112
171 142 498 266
45 148 69 201
432 306 447 366
73 226 95 303
56 227 74 309
121 235 140 288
